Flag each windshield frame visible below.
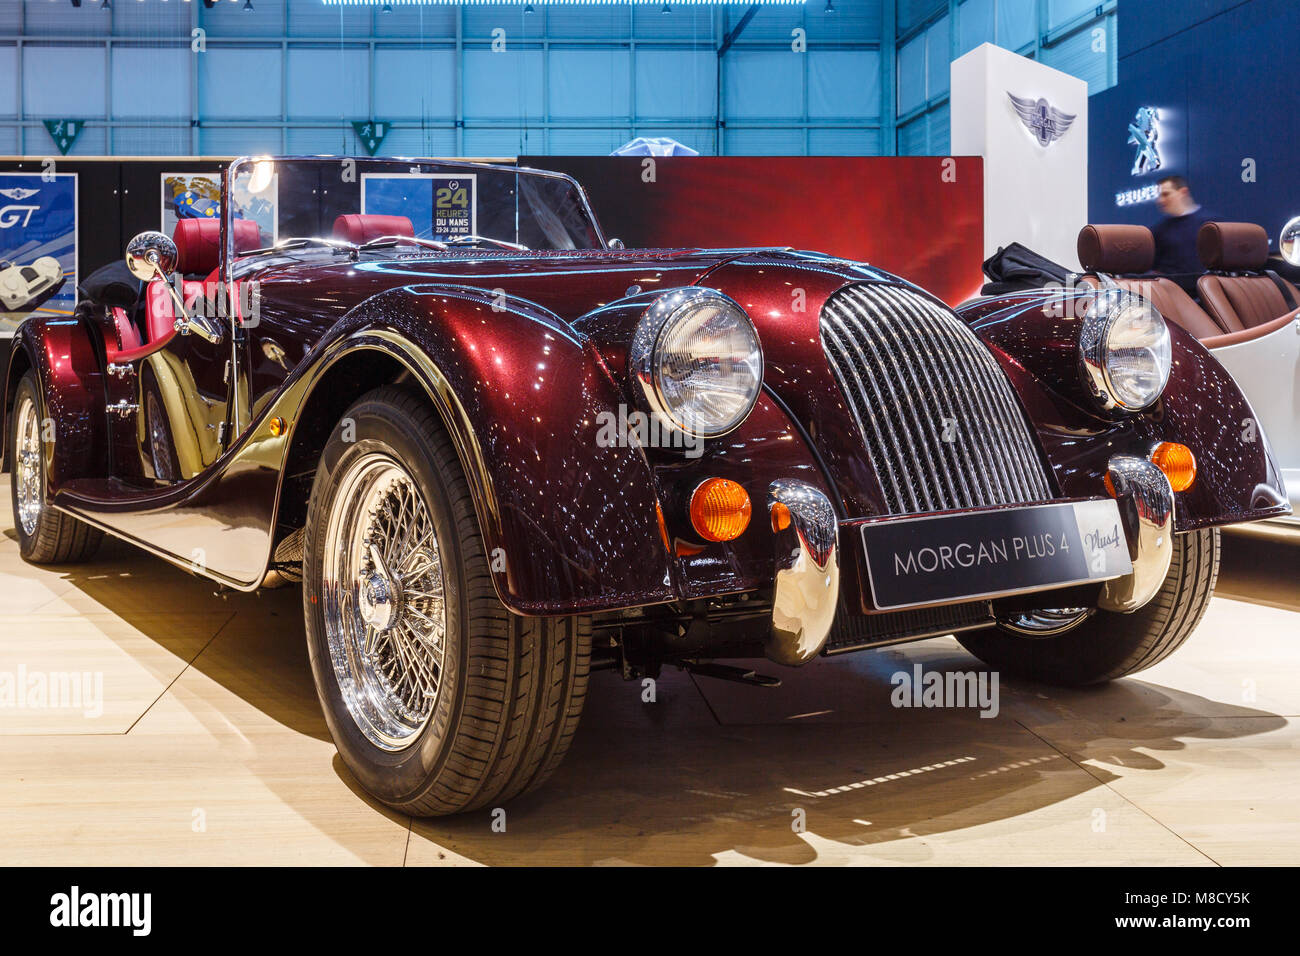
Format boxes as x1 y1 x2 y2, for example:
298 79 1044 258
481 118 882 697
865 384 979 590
220 155 608 277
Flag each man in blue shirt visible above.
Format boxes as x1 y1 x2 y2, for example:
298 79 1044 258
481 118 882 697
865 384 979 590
1152 175 1213 275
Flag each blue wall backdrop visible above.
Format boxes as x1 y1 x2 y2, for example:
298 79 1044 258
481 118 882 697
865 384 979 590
1 0 1113 158
1088 0 1300 245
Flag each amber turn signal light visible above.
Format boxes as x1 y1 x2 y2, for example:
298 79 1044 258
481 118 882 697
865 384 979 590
1150 442 1196 492
771 501 792 532
690 478 752 542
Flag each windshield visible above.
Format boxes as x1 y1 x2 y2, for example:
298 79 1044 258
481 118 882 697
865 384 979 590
223 156 604 263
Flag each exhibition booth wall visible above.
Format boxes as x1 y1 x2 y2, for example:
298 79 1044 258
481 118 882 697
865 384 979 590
0 155 983 340
522 155 984 305
0 158 223 335
1088 0 1300 241
950 42 1088 271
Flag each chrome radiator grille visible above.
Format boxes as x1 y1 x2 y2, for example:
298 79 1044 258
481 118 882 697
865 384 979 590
820 283 1053 516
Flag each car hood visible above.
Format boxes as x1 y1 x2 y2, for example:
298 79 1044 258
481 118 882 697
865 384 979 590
241 247 790 325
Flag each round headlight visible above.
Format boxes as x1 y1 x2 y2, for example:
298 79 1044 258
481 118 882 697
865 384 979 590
629 288 764 438
1079 291 1172 412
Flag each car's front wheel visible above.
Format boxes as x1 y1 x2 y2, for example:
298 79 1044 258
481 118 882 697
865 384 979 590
303 386 591 815
957 528 1219 685
8 371 102 564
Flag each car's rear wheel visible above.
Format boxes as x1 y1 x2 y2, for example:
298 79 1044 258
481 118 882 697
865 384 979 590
303 386 591 815
8 372 102 564
958 528 1219 685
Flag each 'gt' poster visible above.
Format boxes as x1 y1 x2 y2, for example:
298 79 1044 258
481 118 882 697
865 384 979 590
0 172 78 336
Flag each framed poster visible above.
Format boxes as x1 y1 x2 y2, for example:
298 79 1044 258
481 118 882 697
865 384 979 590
362 172 477 241
0 172 78 336
161 171 222 236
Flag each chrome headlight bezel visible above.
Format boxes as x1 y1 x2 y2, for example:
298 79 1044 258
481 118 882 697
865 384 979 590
628 287 764 439
1079 290 1172 413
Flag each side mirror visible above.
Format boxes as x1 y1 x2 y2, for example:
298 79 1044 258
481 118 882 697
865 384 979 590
1280 216 1300 266
124 230 222 344
125 231 178 283
608 237 625 250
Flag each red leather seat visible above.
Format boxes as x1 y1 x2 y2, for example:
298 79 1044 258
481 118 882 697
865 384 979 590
107 219 260 361
332 214 415 244
1196 222 1300 332
1076 224 1227 340
174 218 262 276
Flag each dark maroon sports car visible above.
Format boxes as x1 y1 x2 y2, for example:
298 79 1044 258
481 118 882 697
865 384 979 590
3 156 1290 814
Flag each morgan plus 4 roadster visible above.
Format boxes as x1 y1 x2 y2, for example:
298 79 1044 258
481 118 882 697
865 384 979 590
3 157 1290 814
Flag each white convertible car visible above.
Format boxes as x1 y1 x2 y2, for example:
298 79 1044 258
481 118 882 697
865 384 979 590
0 256 64 312
986 217 1300 525
1078 218 1299 525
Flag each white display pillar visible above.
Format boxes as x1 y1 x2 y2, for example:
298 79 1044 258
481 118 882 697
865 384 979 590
951 42 1089 271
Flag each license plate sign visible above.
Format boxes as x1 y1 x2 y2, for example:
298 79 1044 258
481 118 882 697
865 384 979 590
860 500 1132 610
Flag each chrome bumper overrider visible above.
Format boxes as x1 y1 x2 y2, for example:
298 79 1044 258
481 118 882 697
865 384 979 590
763 457 1173 664
766 479 839 666
1098 455 1175 613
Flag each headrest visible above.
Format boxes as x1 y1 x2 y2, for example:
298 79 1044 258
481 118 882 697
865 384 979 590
332 214 415 244
1197 221 1269 271
1077 224 1155 274
173 218 262 276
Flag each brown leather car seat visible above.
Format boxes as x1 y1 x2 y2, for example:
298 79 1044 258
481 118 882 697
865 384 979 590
1076 224 1226 340
1196 222 1300 332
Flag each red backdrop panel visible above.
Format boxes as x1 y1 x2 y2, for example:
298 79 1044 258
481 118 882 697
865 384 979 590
523 156 985 306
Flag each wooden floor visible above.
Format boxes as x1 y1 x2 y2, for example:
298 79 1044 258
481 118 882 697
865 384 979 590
1 473 1297 866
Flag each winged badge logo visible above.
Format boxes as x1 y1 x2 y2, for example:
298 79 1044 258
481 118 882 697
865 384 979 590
1008 93 1077 147
0 187 40 201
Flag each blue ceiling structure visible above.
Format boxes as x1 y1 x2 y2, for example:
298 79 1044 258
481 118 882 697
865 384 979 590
1 0 1114 157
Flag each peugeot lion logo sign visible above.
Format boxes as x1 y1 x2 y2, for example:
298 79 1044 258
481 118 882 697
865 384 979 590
1008 92 1076 147
1128 106 1162 175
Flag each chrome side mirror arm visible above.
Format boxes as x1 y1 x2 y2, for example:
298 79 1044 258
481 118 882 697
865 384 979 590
125 230 224 345
172 309 225 345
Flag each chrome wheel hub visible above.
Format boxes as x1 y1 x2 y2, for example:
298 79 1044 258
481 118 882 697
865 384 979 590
359 570 398 632
321 454 448 752
14 394 42 537
1000 607 1091 637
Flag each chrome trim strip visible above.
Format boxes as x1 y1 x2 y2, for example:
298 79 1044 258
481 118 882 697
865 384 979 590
819 283 1052 516
1099 455 1175 612
847 286 953 509
821 314 914 512
859 285 977 508
767 479 839 666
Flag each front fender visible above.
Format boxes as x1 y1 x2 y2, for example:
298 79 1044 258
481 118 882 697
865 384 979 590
4 317 106 492
959 290 1291 529
272 284 676 615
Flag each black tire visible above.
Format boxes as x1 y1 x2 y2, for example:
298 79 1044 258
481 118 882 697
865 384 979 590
302 385 591 816
957 528 1220 686
8 371 103 564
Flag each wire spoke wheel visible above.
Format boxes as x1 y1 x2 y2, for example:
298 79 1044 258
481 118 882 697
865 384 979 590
14 392 43 537
304 387 591 814
320 453 447 752
8 373 101 565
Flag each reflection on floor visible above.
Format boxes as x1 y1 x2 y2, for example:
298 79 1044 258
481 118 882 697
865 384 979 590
0 474 1296 866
